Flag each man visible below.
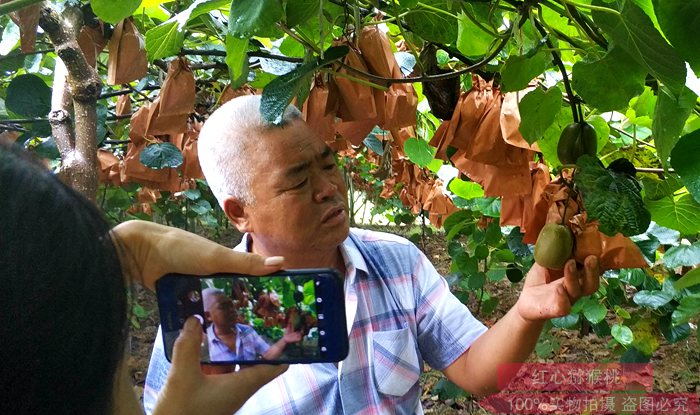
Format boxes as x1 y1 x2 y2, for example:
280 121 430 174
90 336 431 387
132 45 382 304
202 288 302 362
144 95 600 414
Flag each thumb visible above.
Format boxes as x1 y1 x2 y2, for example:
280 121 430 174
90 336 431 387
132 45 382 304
221 364 289 393
170 316 205 378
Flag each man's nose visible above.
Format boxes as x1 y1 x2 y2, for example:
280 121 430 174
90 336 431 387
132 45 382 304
312 172 339 203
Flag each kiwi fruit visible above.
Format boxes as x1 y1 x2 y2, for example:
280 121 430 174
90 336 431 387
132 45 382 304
557 121 597 165
534 223 574 269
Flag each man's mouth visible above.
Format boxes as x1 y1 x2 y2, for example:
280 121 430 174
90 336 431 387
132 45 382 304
321 205 347 224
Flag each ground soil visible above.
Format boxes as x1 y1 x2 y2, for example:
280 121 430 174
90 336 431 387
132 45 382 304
128 226 699 414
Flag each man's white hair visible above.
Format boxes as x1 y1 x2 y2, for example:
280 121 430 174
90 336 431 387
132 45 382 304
198 95 303 207
202 287 225 312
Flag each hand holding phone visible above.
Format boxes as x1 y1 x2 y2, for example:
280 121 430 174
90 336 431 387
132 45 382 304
156 269 348 365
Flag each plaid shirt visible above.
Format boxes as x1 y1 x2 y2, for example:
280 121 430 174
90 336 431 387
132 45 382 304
144 228 487 414
206 323 270 361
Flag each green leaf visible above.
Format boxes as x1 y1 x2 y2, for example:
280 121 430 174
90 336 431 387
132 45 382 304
404 137 434 167
448 178 484 200
574 155 651 236
619 268 647 287
145 21 186 62
633 289 673 309
466 272 486 290
670 129 700 203
663 243 700 269
571 47 646 112
592 0 687 95
582 298 607 324
646 221 680 245
286 0 319 28
5 74 51 117
500 52 548 93
653 86 697 168
90 0 141 24
432 378 468 400
675 268 700 291
641 175 683 201
456 12 492 57
586 115 611 154
551 314 580 329
671 294 700 326
225 35 249 88
645 194 700 236
454 252 478 275
611 324 634 346
518 86 562 145
474 244 489 260
507 227 532 258
145 0 211 61
260 45 348 124
140 143 184 169
536 106 574 168
659 315 690 343
228 0 284 38
653 0 700 72
403 0 458 44
190 199 212 215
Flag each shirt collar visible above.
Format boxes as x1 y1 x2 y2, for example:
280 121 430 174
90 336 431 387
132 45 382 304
233 229 368 283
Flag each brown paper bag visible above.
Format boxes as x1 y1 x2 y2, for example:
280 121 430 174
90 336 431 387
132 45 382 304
451 151 532 197
500 90 540 151
107 18 148 85
97 149 121 185
146 98 189 136
180 120 204 179
9 3 39 53
116 94 131 116
159 58 195 117
303 76 337 143
78 25 108 68
219 84 256 105
571 214 648 270
333 45 377 121
334 118 375 147
129 105 151 146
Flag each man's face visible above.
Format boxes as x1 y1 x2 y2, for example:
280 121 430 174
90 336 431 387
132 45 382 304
208 294 238 327
241 119 350 259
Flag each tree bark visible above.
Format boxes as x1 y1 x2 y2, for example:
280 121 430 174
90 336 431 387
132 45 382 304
39 4 101 202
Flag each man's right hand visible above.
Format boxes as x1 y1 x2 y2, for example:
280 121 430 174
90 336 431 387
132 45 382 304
152 317 287 415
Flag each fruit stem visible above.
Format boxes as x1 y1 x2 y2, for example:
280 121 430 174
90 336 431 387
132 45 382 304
532 17 579 123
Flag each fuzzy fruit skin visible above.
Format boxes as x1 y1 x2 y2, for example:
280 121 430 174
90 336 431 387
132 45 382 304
534 223 574 270
557 122 597 164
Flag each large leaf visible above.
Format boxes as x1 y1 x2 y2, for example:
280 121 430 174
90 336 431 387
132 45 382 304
140 143 184 169
403 0 458 44
500 51 548 93
536 107 574 168
90 0 141 24
225 35 249 88
645 194 700 236
663 243 700 269
592 0 687 95
518 86 562 145
404 138 434 167
653 87 697 168
5 74 51 117
582 298 607 324
574 155 651 236
633 289 672 309
286 0 319 28
671 294 700 326
611 324 634 346
144 0 216 61
229 0 285 38
448 178 484 200
670 129 700 203
675 268 700 291
456 11 492 57
571 47 646 112
261 45 348 124
653 0 700 72
641 175 683 201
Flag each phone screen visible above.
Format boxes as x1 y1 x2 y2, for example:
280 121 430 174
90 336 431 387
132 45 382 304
156 269 348 365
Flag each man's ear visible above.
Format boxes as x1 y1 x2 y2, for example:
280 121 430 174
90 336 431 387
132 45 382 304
204 311 212 323
222 196 252 233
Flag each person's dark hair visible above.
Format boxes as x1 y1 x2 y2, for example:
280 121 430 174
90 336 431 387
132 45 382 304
0 143 128 414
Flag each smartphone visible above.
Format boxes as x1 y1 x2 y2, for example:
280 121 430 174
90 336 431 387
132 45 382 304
156 268 348 365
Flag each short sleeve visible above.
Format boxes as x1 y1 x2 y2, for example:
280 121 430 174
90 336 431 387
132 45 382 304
412 250 488 370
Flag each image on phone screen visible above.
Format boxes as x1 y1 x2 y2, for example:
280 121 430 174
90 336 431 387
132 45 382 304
156 269 348 365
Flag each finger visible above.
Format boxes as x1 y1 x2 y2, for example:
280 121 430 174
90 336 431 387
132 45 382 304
562 260 581 302
170 317 205 378
200 249 285 276
581 255 600 296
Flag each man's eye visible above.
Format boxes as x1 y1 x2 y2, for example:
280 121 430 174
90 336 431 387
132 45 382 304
323 164 336 171
291 179 308 189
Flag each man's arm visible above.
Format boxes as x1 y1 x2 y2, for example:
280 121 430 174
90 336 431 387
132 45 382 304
442 256 600 396
262 325 303 360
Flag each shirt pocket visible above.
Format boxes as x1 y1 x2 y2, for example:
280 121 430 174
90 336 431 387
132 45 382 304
372 327 421 397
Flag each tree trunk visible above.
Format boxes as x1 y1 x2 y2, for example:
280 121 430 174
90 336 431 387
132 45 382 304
39 4 101 202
